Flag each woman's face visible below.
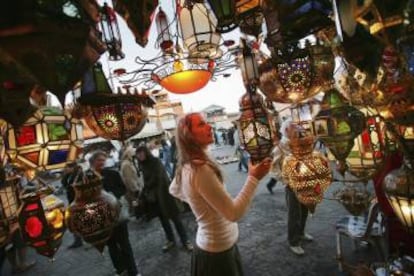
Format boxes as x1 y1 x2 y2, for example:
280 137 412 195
136 150 146 162
188 114 213 147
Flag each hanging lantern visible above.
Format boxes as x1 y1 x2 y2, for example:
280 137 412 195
282 124 332 213
99 2 125 61
18 192 66 258
207 0 238 33
5 107 83 173
237 88 275 163
80 63 155 140
155 7 174 53
65 170 120 252
383 162 414 234
235 0 263 37
179 2 222 60
113 0 159 47
289 99 320 135
334 183 371 216
259 40 335 104
238 39 260 86
151 58 215 94
313 88 365 176
0 175 22 246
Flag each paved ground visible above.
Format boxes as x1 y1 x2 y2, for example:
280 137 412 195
1 146 380 276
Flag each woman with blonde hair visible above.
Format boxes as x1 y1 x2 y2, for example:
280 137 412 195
169 113 271 276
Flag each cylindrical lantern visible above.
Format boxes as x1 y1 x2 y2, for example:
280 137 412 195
179 2 222 60
5 107 83 173
65 170 120 252
238 39 260 86
100 2 125 61
383 162 414 234
80 63 155 140
207 0 238 33
155 7 174 53
313 88 365 175
282 125 332 213
18 192 66 258
237 88 275 163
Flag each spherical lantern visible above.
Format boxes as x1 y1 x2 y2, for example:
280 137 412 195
282 127 332 213
65 170 120 252
18 192 66 258
207 0 238 33
237 88 275 163
5 107 83 173
383 163 414 234
259 41 335 104
80 63 155 140
99 2 125 61
179 2 222 60
313 88 365 175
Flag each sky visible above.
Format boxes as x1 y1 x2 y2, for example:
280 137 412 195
100 1 253 113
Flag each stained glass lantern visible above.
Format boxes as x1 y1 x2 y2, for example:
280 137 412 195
151 58 215 94
113 0 159 47
207 0 238 33
5 107 83 173
66 170 120 252
313 88 365 176
282 124 332 213
383 162 414 234
179 2 222 60
155 7 174 54
18 192 66 258
238 39 260 86
259 41 335 104
80 63 155 140
99 2 125 61
237 88 275 163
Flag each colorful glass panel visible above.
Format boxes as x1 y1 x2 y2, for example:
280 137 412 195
48 124 69 141
16 126 37 147
25 216 43 238
23 152 40 165
48 150 69 165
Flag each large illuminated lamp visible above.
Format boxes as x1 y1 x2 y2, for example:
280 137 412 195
207 0 238 33
18 191 66 258
259 40 335 104
5 107 83 173
180 2 222 60
80 63 155 140
151 58 215 94
313 89 365 176
383 162 414 234
99 2 125 61
0 176 22 246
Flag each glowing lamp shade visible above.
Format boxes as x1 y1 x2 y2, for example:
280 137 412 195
5 107 83 172
383 164 414 234
152 59 215 94
18 192 66 258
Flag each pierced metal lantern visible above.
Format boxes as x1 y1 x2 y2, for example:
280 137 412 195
282 127 332 213
207 0 238 33
18 192 66 258
314 88 365 176
80 63 155 141
383 163 414 234
5 107 83 172
100 2 125 61
259 41 335 104
180 2 222 60
155 7 174 53
238 88 275 163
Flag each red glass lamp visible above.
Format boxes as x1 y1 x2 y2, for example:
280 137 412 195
5 107 83 173
18 192 66 258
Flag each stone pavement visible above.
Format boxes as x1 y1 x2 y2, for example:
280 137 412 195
1 146 380 276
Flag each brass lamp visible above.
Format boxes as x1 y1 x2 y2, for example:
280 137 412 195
99 2 125 61
179 1 222 60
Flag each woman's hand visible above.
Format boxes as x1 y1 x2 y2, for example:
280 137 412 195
248 157 272 180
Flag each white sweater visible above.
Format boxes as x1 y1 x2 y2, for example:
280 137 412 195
169 163 259 253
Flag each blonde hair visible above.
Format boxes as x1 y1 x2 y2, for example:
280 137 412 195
175 113 223 185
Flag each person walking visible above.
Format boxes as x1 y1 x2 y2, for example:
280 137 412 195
169 112 271 276
61 162 84 249
120 147 144 218
89 151 140 276
233 128 248 173
136 145 192 252
160 139 173 177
